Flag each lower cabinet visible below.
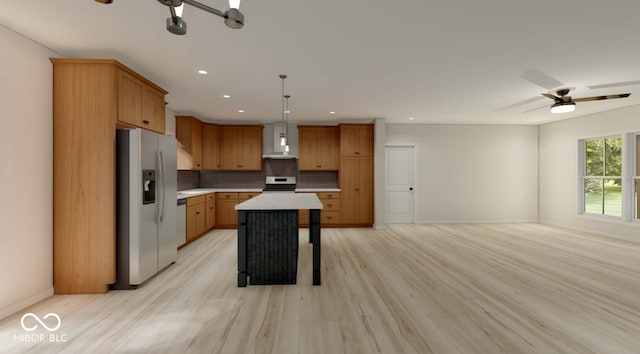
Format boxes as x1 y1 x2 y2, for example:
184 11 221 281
216 193 239 228
298 192 341 227
186 195 206 243
205 193 216 231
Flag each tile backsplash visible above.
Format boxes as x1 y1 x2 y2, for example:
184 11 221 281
179 159 339 190
177 170 199 191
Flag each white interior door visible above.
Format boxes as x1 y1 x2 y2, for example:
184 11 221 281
386 146 414 223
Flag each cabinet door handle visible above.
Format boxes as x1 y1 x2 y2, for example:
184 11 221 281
316 165 321 168
142 120 150 125
354 188 360 192
326 194 332 198
354 151 360 155
196 212 200 215
327 216 333 219
327 204 333 207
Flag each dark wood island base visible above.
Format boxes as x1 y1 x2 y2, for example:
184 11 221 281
237 208 321 287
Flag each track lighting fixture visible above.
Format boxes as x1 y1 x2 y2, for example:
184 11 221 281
95 0 244 35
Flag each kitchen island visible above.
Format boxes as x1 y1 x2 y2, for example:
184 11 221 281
235 192 323 287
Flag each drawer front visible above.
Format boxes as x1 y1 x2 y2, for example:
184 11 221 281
206 193 215 202
317 192 340 199
238 192 261 201
217 192 238 200
186 195 206 206
321 211 341 224
321 198 341 211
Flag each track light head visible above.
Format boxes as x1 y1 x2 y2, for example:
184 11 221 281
166 16 187 35
224 8 244 29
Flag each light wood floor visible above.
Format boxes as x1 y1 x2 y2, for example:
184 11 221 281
2 224 640 353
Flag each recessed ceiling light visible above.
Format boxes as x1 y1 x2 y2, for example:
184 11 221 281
198 70 208 75
329 111 336 114
408 117 415 120
285 110 290 114
223 94 230 98
238 110 244 113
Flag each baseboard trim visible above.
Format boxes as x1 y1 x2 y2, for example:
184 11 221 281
0 287 54 321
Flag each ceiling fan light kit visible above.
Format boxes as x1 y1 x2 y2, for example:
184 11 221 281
95 0 244 34
550 101 576 114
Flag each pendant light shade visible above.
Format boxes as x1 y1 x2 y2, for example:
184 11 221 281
229 0 241 9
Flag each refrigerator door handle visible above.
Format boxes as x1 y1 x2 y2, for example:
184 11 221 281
156 151 164 223
160 151 166 223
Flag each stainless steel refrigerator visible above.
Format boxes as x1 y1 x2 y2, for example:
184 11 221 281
112 128 177 289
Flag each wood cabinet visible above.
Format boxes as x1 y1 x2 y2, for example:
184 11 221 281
339 124 374 227
51 58 168 294
298 126 339 171
298 192 341 227
118 70 166 134
220 126 263 170
216 192 239 228
186 196 206 243
205 193 216 231
202 124 221 170
187 195 207 243
340 124 373 157
239 192 261 202
340 157 374 225
176 116 203 170
318 192 342 226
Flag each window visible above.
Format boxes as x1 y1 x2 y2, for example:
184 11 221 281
583 136 622 217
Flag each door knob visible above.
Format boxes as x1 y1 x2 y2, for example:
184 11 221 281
409 187 413 191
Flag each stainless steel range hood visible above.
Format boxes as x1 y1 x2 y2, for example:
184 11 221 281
262 122 297 159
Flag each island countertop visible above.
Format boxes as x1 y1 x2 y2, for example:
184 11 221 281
235 191 323 210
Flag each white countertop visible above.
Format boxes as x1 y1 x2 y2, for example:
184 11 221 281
177 187 340 199
235 192 323 210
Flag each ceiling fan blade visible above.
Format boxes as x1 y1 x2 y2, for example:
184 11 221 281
588 81 640 90
497 96 545 111
572 93 631 102
522 69 564 90
541 93 559 100
523 104 549 113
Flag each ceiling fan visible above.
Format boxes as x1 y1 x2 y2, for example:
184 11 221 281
541 88 631 114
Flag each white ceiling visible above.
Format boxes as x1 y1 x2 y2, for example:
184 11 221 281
2 0 640 125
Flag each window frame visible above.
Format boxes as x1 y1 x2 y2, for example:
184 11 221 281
578 134 624 220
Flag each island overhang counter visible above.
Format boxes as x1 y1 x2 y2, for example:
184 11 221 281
235 192 323 287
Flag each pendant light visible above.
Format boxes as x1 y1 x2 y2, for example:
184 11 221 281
284 95 291 153
279 75 287 147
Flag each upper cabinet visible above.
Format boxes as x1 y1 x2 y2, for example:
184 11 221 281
117 68 166 134
202 123 221 170
220 125 263 170
176 116 203 170
298 126 339 171
339 124 373 157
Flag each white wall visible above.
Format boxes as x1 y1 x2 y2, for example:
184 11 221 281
539 105 640 242
385 124 539 223
373 118 386 229
0 25 56 319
